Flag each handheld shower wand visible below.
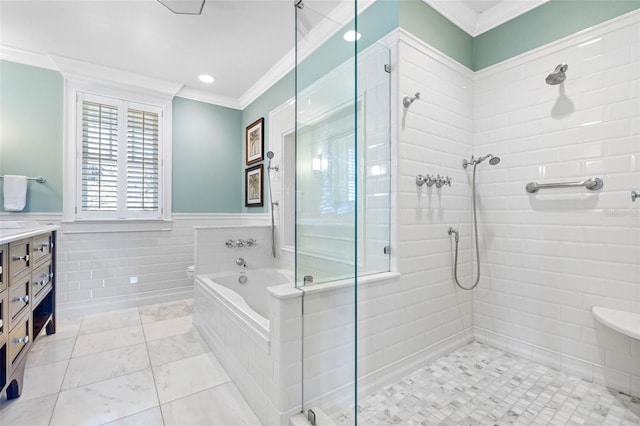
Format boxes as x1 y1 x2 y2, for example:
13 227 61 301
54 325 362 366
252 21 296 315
266 151 278 258
449 154 500 291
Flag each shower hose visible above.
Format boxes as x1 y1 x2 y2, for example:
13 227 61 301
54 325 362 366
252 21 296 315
450 162 481 291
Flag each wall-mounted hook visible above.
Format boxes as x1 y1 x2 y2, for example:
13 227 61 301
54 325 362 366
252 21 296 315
403 92 420 108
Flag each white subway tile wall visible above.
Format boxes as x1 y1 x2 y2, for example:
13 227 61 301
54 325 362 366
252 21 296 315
473 12 640 395
300 33 478 412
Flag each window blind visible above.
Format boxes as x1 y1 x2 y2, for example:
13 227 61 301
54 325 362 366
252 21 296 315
81 101 119 211
78 94 162 218
127 109 159 211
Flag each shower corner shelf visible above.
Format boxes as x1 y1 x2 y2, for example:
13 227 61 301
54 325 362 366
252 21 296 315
592 306 640 341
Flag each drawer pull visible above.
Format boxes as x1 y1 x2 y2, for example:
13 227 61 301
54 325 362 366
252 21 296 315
12 255 29 262
36 246 45 253
0 319 3 329
13 336 29 344
13 295 29 303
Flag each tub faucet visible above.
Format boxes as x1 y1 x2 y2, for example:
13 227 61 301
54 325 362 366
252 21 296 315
235 257 247 268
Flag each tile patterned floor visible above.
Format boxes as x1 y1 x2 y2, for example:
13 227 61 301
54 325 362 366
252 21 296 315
333 342 640 426
0 299 262 426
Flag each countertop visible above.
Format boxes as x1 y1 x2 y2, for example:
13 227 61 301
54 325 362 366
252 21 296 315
0 221 59 244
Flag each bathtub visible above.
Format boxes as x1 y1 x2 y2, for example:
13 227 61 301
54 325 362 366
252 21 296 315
196 268 292 340
193 267 302 425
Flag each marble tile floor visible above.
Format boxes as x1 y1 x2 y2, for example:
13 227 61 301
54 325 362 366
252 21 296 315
0 299 262 426
333 342 640 426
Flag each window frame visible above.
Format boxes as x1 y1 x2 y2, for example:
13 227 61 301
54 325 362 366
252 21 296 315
63 78 173 228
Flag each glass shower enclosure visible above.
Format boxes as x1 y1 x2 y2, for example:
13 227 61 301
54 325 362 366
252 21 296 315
294 0 391 423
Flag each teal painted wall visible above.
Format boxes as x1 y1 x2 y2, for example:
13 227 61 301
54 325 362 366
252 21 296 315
474 0 640 70
398 0 474 69
172 97 243 213
0 60 245 214
396 0 640 71
241 71 294 213
0 60 63 212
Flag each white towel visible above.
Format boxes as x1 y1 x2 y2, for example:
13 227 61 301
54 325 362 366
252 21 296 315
3 175 28 211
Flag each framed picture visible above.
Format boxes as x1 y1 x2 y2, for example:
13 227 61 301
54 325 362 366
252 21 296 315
246 117 264 165
245 164 264 207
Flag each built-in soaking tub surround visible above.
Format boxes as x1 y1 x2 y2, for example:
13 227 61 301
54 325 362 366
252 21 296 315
197 268 292 337
193 268 303 426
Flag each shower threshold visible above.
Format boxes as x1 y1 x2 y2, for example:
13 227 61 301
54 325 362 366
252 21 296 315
332 342 639 425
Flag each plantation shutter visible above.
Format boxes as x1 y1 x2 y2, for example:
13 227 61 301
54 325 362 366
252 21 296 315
127 109 159 211
77 93 163 219
81 101 119 211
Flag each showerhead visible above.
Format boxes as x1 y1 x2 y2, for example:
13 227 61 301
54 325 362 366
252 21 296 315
266 151 274 159
477 154 500 166
546 63 568 85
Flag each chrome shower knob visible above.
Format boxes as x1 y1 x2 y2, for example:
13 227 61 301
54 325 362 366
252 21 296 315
225 240 235 248
235 240 246 247
246 239 256 247
632 190 638 202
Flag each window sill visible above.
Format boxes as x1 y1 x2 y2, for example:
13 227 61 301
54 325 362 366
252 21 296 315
61 219 173 234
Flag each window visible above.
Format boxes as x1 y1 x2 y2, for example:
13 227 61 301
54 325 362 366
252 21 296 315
76 93 163 219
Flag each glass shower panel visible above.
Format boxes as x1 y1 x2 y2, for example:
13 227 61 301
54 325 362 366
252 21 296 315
295 2 392 423
296 2 357 424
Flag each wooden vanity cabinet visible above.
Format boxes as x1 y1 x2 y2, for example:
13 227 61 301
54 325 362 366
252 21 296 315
0 244 7 393
0 230 56 400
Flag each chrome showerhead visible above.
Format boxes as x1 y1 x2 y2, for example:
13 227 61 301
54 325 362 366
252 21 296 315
478 154 500 165
463 154 500 168
546 63 568 85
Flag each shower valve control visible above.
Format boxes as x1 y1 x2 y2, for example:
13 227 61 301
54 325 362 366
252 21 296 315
246 239 257 247
225 240 235 248
435 175 452 188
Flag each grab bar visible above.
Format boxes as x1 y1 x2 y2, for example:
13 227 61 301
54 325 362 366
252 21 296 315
526 177 603 193
0 175 46 183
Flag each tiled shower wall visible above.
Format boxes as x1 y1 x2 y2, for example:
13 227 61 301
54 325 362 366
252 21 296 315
390 33 477 367
473 12 640 396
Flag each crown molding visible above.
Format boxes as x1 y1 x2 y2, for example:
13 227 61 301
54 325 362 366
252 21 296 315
51 54 183 99
177 87 242 110
0 45 58 70
423 0 549 37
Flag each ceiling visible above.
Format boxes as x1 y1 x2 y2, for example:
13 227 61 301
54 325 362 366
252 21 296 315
0 1 546 109
0 0 343 108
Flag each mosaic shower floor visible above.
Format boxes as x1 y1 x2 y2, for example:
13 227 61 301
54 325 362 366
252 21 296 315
332 342 640 426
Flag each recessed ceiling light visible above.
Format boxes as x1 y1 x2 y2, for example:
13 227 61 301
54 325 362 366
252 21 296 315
198 74 215 84
343 30 362 42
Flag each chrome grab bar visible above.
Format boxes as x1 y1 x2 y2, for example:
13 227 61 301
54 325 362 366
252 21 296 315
526 177 603 194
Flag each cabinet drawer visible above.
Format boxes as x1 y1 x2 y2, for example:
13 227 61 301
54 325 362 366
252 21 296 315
32 261 53 304
8 312 30 365
32 233 53 266
0 244 6 293
8 274 30 327
8 239 30 283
